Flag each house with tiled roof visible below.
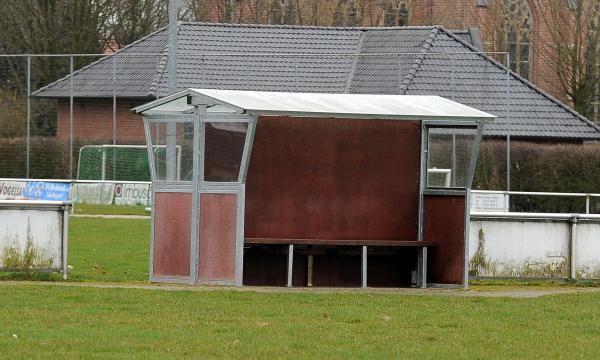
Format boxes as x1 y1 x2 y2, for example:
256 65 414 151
32 22 600 142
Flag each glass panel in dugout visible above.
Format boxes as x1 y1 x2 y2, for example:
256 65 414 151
427 127 476 188
148 121 194 181
203 122 248 182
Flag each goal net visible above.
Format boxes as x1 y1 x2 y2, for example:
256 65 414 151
77 145 181 181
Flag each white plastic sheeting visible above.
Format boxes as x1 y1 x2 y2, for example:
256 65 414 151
134 88 496 121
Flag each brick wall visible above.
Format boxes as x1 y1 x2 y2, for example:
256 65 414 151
56 98 147 143
409 0 570 104
191 0 576 107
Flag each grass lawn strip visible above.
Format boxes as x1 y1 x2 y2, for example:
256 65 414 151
1 284 599 359
67 218 150 283
73 204 148 216
1 213 599 358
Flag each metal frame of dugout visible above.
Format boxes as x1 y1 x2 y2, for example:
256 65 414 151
133 89 495 289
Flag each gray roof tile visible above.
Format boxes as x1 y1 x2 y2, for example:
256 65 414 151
32 22 600 140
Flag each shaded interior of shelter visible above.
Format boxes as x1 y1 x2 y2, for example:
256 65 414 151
243 246 420 287
237 116 465 287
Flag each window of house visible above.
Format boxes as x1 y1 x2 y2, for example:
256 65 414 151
476 0 490 7
399 2 409 26
384 0 409 27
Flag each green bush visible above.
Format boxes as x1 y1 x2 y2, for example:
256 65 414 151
474 140 600 213
0 137 68 178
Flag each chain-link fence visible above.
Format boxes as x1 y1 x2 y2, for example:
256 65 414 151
0 51 531 192
0 53 165 181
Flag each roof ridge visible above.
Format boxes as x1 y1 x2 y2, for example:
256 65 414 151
398 26 441 94
147 43 169 97
32 27 168 97
434 27 600 134
147 25 174 97
179 21 438 31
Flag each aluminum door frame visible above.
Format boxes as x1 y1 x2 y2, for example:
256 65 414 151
419 120 484 289
191 113 256 286
143 117 195 284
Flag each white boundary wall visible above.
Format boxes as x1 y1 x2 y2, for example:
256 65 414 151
469 213 600 279
0 200 69 278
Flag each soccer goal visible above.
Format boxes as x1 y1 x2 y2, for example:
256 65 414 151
77 145 181 181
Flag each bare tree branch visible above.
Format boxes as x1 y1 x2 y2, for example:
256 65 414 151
534 0 600 118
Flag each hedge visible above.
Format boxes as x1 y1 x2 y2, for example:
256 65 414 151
2 137 600 213
0 137 146 180
474 140 600 213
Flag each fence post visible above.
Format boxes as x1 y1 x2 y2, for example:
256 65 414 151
569 216 578 281
451 134 456 187
26 56 31 179
505 53 511 192
62 203 69 280
112 55 117 181
397 54 401 93
69 56 74 180
586 195 590 214
451 53 455 100
294 57 298 91
506 134 511 191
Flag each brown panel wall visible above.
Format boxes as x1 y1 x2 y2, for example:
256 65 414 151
199 193 237 283
153 192 191 277
423 195 466 284
245 116 421 241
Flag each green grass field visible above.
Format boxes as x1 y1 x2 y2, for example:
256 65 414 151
1 284 600 359
73 203 149 216
1 210 600 358
69 217 150 282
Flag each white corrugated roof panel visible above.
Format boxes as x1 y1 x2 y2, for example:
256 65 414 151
134 88 496 121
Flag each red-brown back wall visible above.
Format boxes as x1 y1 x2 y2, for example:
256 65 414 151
245 116 421 241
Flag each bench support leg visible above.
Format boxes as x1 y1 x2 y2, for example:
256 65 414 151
420 247 428 289
287 244 294 287
307 255 313 287
361 245 367 288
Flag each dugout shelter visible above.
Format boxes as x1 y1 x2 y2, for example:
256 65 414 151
134 89 494 288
